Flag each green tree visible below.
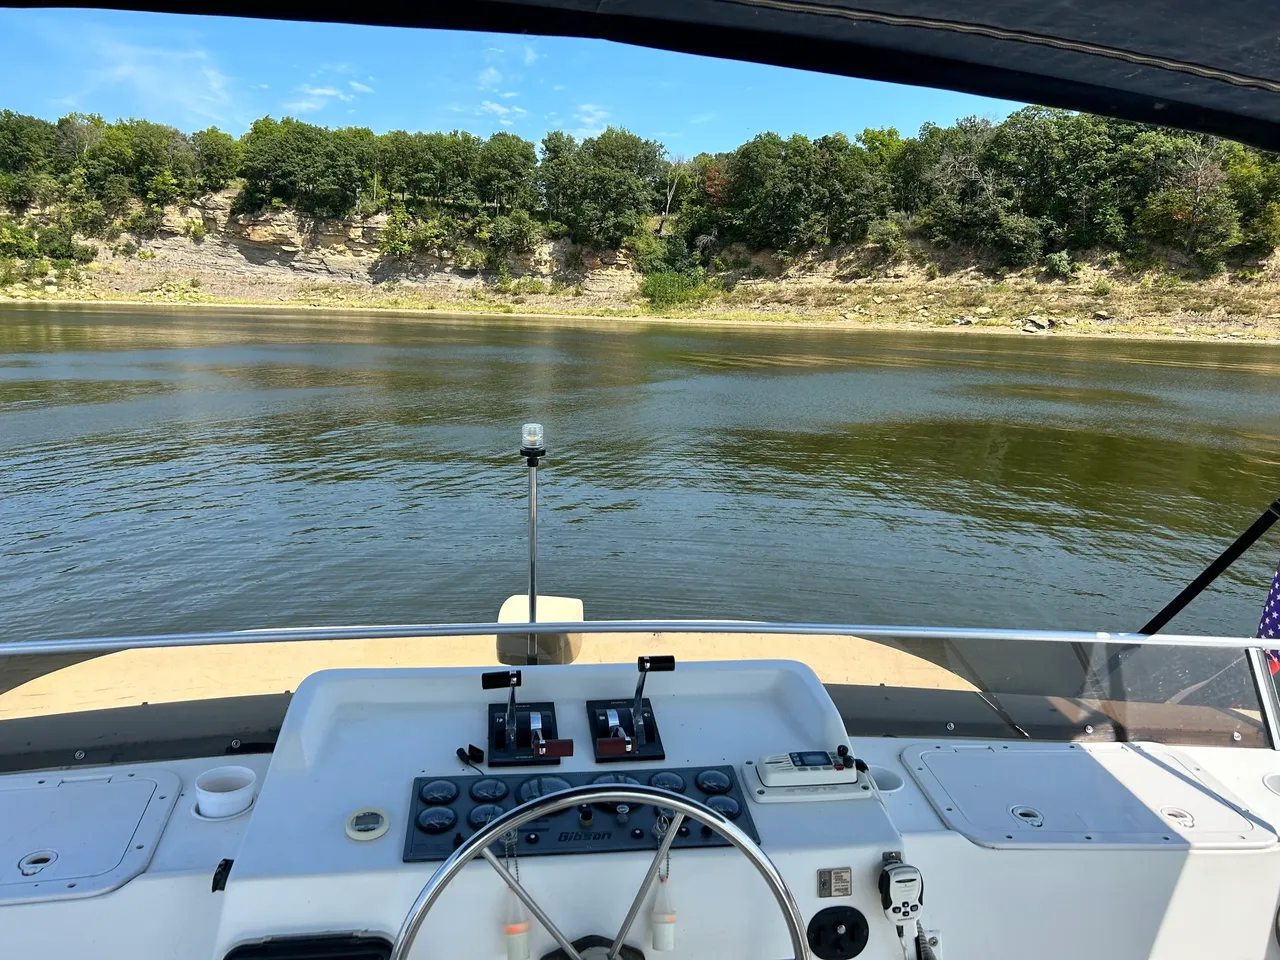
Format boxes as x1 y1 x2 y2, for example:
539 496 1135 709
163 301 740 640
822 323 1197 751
377 129 414 203
477 132 536 214
0 110 57 210
378 206 414 260
0 110 56 176
538 130 580 229
540 127 661 247
1135 139 1243 262
240 117 366 217
817 133 889 244
192 127 242 193
52 114 106 173
0 215 39 258
147 169 181 206
480 208 541 255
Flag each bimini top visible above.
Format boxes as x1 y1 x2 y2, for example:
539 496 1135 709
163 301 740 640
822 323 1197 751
59 0 1280 150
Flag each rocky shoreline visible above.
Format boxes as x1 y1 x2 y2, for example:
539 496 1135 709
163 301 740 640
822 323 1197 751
3 190 1279 343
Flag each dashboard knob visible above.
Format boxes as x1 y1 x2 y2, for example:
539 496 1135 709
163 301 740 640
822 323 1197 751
591 773 640 814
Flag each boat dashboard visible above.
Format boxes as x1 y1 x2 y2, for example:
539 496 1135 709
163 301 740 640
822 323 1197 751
5 657 1280 960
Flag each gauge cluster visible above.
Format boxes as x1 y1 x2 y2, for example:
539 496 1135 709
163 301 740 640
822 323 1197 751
402 765 758 861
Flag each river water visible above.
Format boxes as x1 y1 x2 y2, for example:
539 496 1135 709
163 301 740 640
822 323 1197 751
2 305 1279 645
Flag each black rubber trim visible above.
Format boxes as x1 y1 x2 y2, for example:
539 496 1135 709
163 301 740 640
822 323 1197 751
211 858 233 893
223 934 391 960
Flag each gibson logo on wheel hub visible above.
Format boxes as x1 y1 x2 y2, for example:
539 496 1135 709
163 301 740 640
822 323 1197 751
558 830 612 842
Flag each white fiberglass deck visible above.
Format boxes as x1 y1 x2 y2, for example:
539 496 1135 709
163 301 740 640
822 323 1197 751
2 656 1280 960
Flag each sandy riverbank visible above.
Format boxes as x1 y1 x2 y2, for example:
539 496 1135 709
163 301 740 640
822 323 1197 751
5 293 1280 344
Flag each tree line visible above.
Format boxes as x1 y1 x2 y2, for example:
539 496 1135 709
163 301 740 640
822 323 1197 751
2 106 1278 277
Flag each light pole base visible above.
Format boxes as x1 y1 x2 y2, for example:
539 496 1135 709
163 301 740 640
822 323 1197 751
495 595 585 665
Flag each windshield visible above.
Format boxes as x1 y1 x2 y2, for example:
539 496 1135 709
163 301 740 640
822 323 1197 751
0 14 1278 768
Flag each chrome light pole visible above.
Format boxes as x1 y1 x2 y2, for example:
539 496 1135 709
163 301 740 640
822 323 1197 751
520 423 546 664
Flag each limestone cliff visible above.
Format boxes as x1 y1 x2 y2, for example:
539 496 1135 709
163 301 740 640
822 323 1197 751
135 191 637 297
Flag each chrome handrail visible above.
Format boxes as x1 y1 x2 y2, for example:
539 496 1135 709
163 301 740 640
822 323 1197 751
0 620 1265 658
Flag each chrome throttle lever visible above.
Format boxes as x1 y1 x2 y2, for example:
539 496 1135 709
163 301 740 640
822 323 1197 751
482 670 521 750
633 655 674 747
596 707 634 757
529 710 574 758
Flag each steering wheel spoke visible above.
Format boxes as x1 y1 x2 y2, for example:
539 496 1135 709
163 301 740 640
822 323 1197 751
608 811 684 960
481 847 584 960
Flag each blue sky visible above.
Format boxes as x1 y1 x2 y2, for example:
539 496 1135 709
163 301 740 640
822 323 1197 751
0 9 1023 151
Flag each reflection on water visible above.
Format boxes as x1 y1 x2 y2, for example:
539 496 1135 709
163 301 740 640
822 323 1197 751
2 305 1279 651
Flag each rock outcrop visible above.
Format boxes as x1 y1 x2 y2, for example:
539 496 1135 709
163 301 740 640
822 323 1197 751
130 191 628 294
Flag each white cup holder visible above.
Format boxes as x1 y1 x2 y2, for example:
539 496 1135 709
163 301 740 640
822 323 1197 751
867 766 905 792
194 765 257 820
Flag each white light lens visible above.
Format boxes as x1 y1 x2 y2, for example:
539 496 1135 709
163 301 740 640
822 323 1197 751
522 422 544 449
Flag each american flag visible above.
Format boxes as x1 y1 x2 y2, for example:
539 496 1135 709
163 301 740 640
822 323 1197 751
1262 558 1280 674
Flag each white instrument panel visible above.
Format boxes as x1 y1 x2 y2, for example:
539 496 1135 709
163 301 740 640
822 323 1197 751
216 660 903 960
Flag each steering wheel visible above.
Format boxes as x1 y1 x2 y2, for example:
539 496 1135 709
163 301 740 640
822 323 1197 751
390 783 809 960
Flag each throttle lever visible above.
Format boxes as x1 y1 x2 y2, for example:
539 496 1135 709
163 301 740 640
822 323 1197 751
528 710 573 758
482 669 521 690
484 670 522 751
596 735 632 757
633 656 675 748
537 738 574 758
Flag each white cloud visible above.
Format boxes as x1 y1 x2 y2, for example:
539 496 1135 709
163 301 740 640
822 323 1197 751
523 45 539 66
484 47 505 59
314 61 360 77
480 100 527 122
299 84 350 100
572 103 609 137
78 38 234 125
500 119 514 127
478 66 502 89
552 84 566 92
286 81 363 111
349 80 375 94
258 83 270 90
500 91 519 98
688 112 717 124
